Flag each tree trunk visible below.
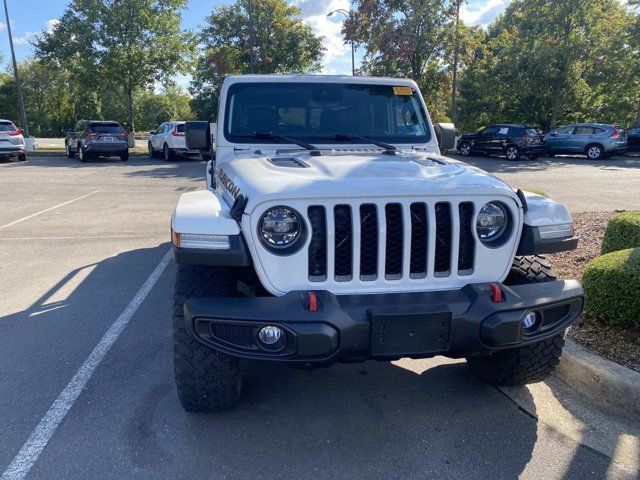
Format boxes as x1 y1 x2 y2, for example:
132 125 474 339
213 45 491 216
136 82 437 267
125 88 135 133
549 16 573 130
450 0 461 125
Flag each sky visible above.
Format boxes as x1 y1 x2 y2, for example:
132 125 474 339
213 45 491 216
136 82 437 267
0 0 511 86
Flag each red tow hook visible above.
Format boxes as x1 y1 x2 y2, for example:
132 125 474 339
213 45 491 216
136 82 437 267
490 283 503 303
308 291 318 312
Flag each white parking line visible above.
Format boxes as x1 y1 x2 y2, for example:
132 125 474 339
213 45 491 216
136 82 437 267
0 191 99 230
1 249 172 480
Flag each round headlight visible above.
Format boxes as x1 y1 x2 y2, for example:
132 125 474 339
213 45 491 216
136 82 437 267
477 202 509 242
259 207 303 250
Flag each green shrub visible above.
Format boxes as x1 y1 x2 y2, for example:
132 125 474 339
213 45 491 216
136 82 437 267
601 211 640 254
583 248 640 328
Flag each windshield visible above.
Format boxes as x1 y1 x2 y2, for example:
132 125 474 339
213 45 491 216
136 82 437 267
224 82 431 145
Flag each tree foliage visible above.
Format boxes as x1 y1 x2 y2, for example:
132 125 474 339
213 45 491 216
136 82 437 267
35 0 194 131
190 0 325 121
457 0 640 132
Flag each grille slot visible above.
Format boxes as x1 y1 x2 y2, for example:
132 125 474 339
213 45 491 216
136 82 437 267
410 203 428 278
210 323 256 348
385 203 403 279
359 204 378 280
458 202 475 274
542 304 571 327
434 203 452 275
308 206 327 281
334 205 353 281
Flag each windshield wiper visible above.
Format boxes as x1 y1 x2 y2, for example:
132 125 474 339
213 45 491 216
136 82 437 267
311 134 397 155
234 132 321 156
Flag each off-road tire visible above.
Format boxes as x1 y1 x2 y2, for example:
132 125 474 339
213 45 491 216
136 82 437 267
466 255 564 386
173 264 241 412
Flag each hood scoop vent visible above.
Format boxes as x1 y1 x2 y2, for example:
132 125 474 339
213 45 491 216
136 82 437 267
268 157 309 168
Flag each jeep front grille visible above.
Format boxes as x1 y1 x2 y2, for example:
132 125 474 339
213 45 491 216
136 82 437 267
307 201 476 282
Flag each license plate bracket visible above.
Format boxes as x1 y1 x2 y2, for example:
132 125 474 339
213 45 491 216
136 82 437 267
370 309 451 356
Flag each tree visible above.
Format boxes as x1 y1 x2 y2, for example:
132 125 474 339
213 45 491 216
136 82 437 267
458 0 640 131
35 0 194 132
343 0 455 121
190 0 325 121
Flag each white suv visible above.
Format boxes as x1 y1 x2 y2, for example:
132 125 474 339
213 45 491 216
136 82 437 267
148 121 199 161
0 120 26 162
170 75 582 412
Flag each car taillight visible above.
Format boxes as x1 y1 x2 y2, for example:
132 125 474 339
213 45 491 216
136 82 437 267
172 130 185 137
83 131 97 137
609 127 619 138
8 129 22 136
522 136 530 142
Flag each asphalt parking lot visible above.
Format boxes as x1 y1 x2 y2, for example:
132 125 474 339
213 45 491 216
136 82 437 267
1 153 639 479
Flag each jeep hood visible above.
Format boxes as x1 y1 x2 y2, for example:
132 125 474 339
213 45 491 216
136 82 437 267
217 150 519 212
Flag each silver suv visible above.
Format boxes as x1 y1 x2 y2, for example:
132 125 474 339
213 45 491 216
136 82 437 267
545 123 628 159
0 120 26 162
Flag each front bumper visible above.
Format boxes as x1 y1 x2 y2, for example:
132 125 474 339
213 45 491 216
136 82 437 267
184 280 583 364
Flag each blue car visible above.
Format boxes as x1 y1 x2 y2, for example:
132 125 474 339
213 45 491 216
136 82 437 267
545 123 628 159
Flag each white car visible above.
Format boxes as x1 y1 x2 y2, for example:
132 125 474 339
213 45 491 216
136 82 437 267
0 120 27 161
169 75 582 412
148 121 199 161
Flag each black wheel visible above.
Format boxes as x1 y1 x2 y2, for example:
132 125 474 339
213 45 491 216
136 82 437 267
120 150 129 161
18 152 27 162
173 265 242 412
505 145 521 161
148 142 155 158
163 143 174 161
458 141 472 157
66 142 74 159
78 146 89 162
585 144 603 160
466 255 565 386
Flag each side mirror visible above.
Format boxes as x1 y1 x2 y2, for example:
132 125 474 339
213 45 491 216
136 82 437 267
185 121 212 151
434 123 456 152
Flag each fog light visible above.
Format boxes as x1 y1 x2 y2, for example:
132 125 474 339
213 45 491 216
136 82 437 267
258 326 283 345
523 312 538 330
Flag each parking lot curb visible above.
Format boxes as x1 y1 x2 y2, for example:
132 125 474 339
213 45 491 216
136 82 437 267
555 339 640 419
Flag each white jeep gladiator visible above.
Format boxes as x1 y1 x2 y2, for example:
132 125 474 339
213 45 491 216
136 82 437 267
170 75 582 412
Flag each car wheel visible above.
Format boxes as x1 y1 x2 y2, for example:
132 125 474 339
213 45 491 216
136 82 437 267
163 143 174 161
66 143 74 159
148 142 154 158
586 144 604 160
173 264 242 412
120 150 129 161
78 146 89 163
18 152 27 162
505 145 521 161
459 142 472 157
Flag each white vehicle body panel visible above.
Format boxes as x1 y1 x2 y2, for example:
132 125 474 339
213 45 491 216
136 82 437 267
172 74 576 297
172 190 240 236
150 121 193 153
0 119 25 153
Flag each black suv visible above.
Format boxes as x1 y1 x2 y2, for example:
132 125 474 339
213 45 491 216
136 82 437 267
457 124 545 161
65 120 129 162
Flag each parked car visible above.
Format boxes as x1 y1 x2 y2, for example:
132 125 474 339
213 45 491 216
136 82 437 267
627 125 640 151
457 124 545 161
0 119 27 161
65 120 129 162
169 74 582 412
148 121 199 161
545 123 628 159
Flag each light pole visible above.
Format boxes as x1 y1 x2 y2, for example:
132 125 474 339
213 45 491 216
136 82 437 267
327 9 355 76
3 0 29 137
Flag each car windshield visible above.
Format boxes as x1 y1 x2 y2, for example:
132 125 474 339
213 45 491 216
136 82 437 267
224 82 431 144
0 122 17 132
90 122 124 134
